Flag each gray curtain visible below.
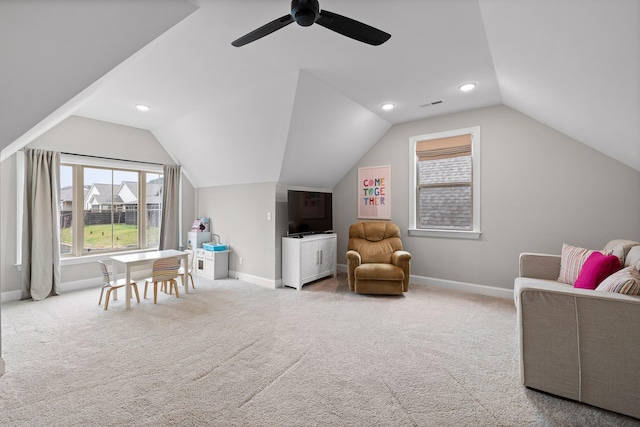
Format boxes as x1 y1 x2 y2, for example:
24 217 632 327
159 164 181 250
21 149 61 300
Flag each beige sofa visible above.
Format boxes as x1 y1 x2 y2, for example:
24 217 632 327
514 240 640 419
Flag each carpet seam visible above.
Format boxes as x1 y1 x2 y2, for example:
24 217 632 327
192 337 263 382
238 352 306 408
441 365 505 426
381 378 419 427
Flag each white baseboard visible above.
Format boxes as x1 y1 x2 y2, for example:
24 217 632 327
1 289 22 303
1 270 154 303
1 270 275 302
62 278 99 293
3 268 512 302
230 270 280 290
336 263 513 299
410 275 512 299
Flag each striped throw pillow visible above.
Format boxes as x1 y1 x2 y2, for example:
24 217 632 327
595 266 640 295
558 244 596 285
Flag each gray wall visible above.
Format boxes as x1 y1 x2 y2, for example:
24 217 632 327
3 106 640 296
333 105 640 289
197 182 278 287
0 116 195 295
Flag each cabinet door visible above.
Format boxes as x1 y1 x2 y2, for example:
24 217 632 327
300 240 319 282
318 236 336 276
202 251 213 279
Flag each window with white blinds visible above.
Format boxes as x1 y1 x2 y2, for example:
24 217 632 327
409 127 481 239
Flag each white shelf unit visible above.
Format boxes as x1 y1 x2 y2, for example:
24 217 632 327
282 234 337 290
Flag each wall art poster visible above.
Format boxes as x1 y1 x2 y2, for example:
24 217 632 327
358 165 390 220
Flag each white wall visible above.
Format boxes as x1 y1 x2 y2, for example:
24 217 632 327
0 154 22 297
0 158 5 374
197 182 278 288
0 116 195 297
333 105 640 290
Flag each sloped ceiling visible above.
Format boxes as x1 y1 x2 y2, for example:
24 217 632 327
1 0 638 189
481 0 640 170
0 0 197 156
278 71 392 189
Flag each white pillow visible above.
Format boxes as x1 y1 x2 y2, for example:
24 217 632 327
595 266 640 295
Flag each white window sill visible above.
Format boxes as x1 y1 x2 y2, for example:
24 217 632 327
408 228 482 240
60 248 158 266
16 248 171 270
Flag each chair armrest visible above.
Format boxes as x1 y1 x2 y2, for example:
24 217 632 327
346 250 361 264
519 253 561 280
392 251 412 292
391 251 411 265
346 250 361 291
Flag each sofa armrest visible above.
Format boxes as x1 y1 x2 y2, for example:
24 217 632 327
519 253 561 280
517 282 640 418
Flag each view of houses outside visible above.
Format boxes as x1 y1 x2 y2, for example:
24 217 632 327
59 166 163 255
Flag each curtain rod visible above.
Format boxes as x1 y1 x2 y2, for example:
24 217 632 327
60 152 165 167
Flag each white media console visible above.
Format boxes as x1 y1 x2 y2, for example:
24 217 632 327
282 233 337 290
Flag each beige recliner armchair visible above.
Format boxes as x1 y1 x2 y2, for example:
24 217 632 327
346 222 411 295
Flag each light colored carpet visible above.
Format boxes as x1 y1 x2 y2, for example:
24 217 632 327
0 274 638 426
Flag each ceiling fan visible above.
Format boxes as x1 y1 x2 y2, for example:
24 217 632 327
231 0 391 47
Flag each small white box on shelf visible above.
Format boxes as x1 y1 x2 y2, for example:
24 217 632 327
187 231 211 249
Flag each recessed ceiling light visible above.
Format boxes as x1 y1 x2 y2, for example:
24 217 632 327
381 103 395 111
135 104 151 111
458 83 477 92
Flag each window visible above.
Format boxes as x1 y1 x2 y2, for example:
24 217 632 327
60 155 163 257
408 127 481 239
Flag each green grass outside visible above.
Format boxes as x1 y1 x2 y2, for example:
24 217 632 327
61 224 159 250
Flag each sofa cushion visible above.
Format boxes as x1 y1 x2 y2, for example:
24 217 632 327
558 244 596 285
355 263 404 281
574 252 621 290
624 245 640 269
602 239 639 266
595 266 640 295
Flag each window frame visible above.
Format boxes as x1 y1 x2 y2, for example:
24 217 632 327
60 154 164 259
408 126 481 239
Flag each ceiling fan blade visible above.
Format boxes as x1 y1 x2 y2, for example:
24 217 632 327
316 10 391 46
232 14 295 47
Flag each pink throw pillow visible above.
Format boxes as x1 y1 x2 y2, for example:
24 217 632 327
574 251 621 290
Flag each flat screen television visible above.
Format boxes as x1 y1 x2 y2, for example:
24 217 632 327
287 190 333 236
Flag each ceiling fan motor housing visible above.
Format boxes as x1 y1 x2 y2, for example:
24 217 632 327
291 0 320 26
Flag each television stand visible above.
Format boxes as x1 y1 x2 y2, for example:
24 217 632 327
282 233 337 290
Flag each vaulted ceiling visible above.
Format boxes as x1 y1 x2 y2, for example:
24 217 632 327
1 0 638 189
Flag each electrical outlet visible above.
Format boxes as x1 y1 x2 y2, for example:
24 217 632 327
239 257 243 265
267 212 271 221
